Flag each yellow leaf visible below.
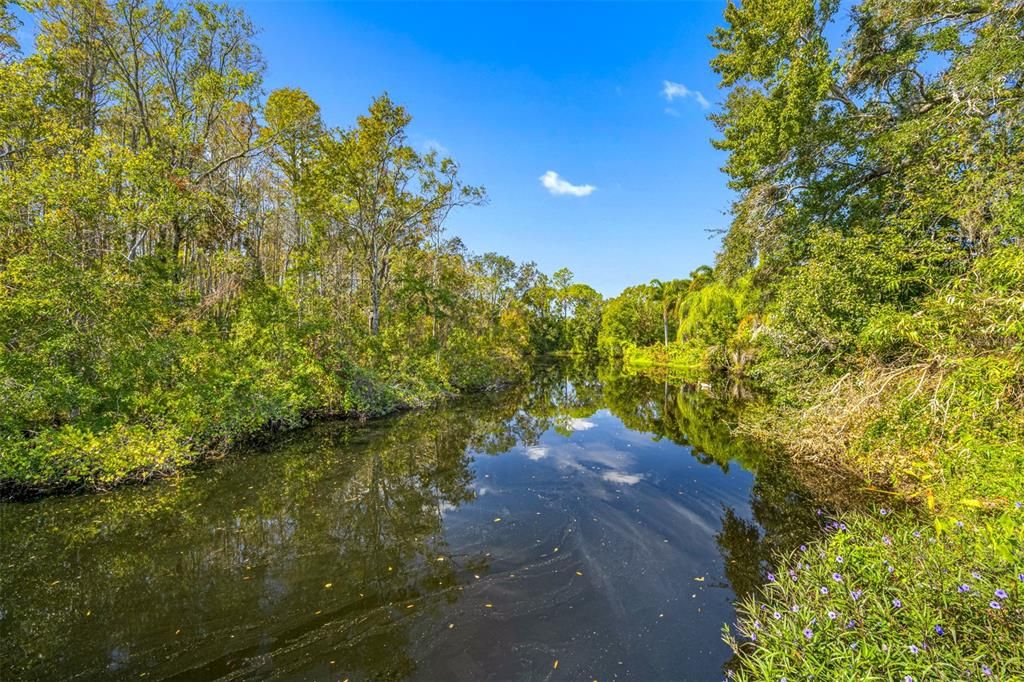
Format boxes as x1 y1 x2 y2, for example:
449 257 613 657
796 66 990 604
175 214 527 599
694 576 705 582
553 659 559 669
324 583 333 589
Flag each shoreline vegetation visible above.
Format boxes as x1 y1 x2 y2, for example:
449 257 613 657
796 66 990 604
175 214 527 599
598 0 1023 676
2 0 1022 678
0 1 604 498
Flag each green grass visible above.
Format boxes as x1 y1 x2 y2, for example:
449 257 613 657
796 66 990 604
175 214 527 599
725 507 1024 681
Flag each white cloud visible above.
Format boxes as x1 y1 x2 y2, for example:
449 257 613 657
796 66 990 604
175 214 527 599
525 446 548 461
661 80 710 110
566 418 597 431
540 170 596 197
422 139 449 155
602 471 644 485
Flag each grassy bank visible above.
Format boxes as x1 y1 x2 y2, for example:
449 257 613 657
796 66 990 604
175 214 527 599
615 247 1024 676
724 509 1024 680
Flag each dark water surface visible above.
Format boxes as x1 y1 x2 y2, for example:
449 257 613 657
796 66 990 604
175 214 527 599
1 363 819 681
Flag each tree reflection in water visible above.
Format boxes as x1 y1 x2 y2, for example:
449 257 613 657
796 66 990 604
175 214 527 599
1 360 820 681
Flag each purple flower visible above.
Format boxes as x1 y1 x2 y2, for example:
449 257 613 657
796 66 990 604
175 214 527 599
836 556 844 564
832 572 843 582
839 523 847 531
888 565 894 574
827 610 837 620
800 544 807 552
892 598 902 608
803 627 813 639
958 584 971 593
790 604 799 613
773 611 782 620
1016 501 1022 509
909 645 919 655
983 665 993 676
767 573 776 582
880 508 889 516
850 589 862 601
821 587 829 595
753 620 761 629
904 677 914 682
990 600 1002 610
1018 573 1024 582
846 619 856 630
955 520 964 528
912 531 921 538
882 535 892 545
935 625 945 636
995 589 1008 600
972 571 982 580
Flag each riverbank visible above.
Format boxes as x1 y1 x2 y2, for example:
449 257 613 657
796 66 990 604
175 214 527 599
0 357 527 500
622 346 1024 678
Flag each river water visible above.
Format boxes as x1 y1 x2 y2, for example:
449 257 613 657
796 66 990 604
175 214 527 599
1 361 819 680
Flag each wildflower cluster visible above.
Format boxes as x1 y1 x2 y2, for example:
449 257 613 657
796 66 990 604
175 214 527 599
725 507 1024 680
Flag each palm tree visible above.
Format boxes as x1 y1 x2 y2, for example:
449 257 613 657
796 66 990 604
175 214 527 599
649 279 670 347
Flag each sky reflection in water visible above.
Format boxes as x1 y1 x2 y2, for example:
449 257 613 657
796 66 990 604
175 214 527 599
1 362 819 680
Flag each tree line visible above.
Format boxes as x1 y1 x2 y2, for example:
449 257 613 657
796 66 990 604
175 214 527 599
0 0 602 494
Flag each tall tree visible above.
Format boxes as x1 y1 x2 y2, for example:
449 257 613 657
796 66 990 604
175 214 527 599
313 94 486 335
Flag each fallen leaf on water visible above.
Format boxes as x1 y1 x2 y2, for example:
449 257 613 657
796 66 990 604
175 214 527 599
324 583 333 589
553 660 559 669
485 603 493 608
694 576 705 582
406 604 415 609
553 547 559 553
576 571 583 576
493 518 502 522
175 629 181 635
448 623 455 629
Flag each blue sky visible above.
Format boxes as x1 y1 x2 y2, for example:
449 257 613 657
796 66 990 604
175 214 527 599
13 0 735 296
240 1 733 296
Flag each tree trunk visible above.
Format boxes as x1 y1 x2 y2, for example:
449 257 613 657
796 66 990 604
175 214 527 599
370 285 381 335
662 306 669 347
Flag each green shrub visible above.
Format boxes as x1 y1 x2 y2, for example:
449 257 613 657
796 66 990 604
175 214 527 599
0 422 191 492
726 508 1024 681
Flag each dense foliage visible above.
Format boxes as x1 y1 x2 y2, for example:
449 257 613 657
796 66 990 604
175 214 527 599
596 0 1023 675
0 0 602 494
